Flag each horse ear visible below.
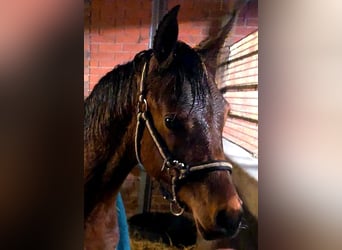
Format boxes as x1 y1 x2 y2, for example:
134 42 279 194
153 5 180 63
195 11 237 78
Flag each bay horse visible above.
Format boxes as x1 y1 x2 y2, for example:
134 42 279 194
84 5 243 249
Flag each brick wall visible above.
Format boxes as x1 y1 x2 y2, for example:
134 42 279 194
84 0 258 217
84 0 151 96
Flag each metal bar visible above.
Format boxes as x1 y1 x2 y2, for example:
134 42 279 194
148 0 168 49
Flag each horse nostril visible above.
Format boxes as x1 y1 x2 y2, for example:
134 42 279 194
216 209 242 233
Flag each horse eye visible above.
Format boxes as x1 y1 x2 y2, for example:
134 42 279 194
164 115 178 130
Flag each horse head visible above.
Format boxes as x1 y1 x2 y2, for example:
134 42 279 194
136 5 243 240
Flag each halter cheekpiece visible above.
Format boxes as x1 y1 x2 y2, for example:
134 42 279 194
134 58 233 216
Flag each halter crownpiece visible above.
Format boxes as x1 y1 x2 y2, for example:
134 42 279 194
134 60 233 216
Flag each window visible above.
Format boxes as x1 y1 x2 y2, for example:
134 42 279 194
217 31 258 158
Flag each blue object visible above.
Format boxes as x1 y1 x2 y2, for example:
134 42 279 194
116 193 131 250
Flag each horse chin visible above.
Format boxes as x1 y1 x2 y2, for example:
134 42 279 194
196 219 241 241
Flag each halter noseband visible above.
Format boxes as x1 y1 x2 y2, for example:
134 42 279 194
134 60 233 216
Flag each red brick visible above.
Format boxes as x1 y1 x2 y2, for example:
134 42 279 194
102 1 119 11
180 23 203 36
90 60 99 67
115 30 141 43
122 13 145 26
91 52 115 61
90 44 99 52
138 32 150 43
98 43 122 52
97 28 117 38
90 34 109 44
139 14 151 26
122 43 148 52
114 52 132 64
98 60 115 67
90 67 111 76
120 0 139 10
99 14 116 26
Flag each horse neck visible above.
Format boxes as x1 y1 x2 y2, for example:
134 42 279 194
84 62 140 217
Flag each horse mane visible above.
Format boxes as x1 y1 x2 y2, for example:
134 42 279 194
84 50 152 131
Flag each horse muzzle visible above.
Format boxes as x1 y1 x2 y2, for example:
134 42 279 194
196 208 243 240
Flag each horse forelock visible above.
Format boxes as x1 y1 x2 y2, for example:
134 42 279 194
145 41 216 116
